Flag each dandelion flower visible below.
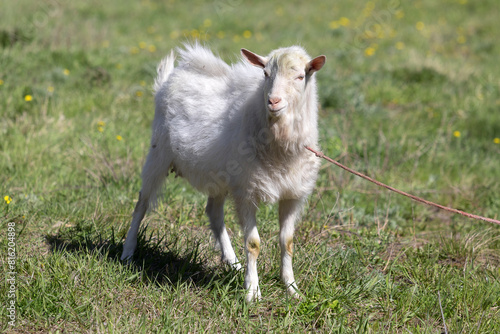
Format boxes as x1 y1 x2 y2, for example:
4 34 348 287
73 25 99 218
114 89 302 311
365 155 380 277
0 79 4 85
329 21 339 29
63 69 70 76
457 35 466 44
139 41 147 49
216 31 225 39
364 46 376 57
453 131 461 138
203 19 212 28
494 138 500 144
148 45 156 53
4 195 12 204
136 90 143 97
116 135 123 141
24 95 33 101
130 47 140 55
395 42 405 50
97 121 105 132
190 29 200 39
47 86 55 93
416 22 425 31
339 17 350 27
170 30 180 40
243 30 252 39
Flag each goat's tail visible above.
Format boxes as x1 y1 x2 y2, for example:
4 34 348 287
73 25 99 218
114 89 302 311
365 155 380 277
153 50 175 94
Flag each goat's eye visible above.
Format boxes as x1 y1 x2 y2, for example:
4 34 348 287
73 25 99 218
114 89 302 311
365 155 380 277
296 75 305 81
263 70 270 78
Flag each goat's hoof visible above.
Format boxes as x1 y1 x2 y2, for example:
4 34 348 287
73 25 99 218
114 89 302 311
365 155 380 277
120 251 134 263
286 284 302 300
231 262 242 271
245 288 261 303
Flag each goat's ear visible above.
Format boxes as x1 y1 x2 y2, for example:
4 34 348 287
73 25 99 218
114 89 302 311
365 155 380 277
306 55 326 74
241 48 268 69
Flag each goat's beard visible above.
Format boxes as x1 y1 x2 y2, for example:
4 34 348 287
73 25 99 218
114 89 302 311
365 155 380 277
269 113 293 145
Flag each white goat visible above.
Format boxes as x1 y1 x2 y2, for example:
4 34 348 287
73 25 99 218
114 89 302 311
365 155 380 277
121 43 326 301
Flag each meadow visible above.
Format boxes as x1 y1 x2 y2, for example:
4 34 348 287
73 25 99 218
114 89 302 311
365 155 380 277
1 0 500 332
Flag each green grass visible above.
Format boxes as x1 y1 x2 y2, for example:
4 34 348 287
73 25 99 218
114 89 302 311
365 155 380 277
1 0 500 332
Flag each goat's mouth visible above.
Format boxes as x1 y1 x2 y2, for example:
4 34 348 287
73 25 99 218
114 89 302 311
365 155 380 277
267 105 287 117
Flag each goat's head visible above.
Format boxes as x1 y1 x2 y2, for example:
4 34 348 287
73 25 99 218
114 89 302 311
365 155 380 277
241 46 326 118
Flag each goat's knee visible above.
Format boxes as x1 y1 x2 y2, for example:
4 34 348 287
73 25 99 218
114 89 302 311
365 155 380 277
244 227 261 301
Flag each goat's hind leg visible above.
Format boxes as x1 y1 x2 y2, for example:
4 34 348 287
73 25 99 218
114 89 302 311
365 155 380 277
206 196 241 270
121 146 171 261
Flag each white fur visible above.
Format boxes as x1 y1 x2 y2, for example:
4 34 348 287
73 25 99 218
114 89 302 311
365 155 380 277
121 43 326 301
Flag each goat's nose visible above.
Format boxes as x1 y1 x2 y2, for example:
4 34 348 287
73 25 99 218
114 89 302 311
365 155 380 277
268 97 282 106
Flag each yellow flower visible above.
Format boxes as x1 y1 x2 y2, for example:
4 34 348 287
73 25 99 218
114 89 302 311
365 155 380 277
275 7 284 17
216 31 225 39
364 46 376 57
47 86 55 93
232 35 241 43
243 30 252 39
395 42 405 50
416 22 425 31
395 10 405 19
148 45 156 53
339 17 350 27
190 29 200 39
130 47 140 55
457 35 466 44
4 195 12 204
170 30 180 40
116 135 123 141
329 21 339 29
140 80 146 87
63 69 70 76
494 138 500 144
203 19 212 28
97 121 105 132
24 95 33 101
136 90 143 97
0 79 4 85
139 41 147 49
147 26 156 34
453 131 461 138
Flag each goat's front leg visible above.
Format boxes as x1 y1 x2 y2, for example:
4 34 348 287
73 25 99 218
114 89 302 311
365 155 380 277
236 200 261 302
279 198 304 298
206 196 241 270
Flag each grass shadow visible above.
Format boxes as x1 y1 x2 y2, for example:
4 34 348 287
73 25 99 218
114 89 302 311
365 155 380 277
44 222 234 289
